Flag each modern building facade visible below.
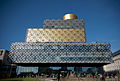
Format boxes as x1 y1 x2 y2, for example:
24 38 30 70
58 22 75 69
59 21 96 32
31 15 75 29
8 14 111 66
103 50 120 73
0 49 9 65
0 49 16 78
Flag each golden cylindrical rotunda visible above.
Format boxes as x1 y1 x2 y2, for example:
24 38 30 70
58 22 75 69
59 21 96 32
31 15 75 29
62 14 78 20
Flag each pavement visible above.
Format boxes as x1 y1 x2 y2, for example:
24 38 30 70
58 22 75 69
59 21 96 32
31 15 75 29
42 77 120 81
45 78 57 81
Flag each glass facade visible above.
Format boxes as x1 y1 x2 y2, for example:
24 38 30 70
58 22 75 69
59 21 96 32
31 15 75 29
9 42 111 63
43 19 84 29
11 42 110 52
16 66 38 75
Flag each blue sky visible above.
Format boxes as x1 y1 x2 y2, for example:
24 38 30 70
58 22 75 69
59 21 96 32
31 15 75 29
0 0 120 52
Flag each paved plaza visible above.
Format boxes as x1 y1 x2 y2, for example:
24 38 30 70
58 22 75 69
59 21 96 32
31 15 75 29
0 77 120 81
44 77 120 81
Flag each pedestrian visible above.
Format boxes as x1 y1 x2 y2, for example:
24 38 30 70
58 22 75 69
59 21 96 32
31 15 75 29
102 75 105 81
57 71 60 81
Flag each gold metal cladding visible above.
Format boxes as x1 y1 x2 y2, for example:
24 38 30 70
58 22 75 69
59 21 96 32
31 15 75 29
62 14 78 20
26 28 86 42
